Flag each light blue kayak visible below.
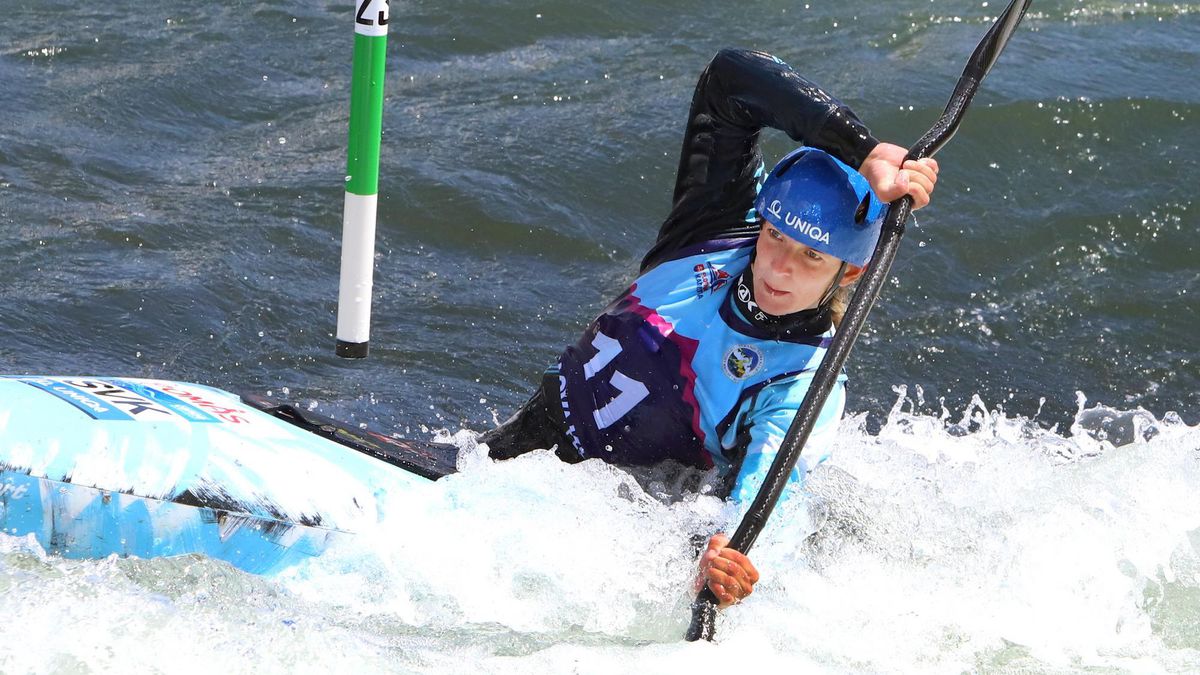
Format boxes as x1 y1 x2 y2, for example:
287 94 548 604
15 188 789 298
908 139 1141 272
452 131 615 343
0 376 457 574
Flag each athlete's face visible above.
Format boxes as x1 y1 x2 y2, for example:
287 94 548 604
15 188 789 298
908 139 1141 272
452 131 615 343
751 224 862 315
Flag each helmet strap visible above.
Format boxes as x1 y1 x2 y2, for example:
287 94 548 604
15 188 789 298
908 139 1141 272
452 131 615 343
817 261 849 309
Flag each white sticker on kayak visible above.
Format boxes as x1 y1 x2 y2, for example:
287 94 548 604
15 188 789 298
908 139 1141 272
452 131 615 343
18 378 222 423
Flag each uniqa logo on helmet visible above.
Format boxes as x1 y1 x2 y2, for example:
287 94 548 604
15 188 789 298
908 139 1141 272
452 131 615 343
765 199 831 245
754 147 886 269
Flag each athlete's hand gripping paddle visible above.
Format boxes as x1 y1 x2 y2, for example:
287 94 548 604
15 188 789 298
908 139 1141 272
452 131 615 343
685 0 1033 642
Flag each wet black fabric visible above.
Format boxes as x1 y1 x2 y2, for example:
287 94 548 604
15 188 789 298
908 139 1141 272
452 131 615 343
480 373 579 463
729 262 834 340
639 48 879 273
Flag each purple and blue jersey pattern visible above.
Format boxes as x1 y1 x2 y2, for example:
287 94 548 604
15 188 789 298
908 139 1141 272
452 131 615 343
557 238 845 503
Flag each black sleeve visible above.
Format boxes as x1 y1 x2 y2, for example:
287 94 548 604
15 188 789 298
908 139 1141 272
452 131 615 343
639 48 880 273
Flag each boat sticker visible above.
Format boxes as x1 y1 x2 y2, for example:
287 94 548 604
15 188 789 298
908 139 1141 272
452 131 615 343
149 382 252 424
17 377 136 420
16 377 221 423
109 379 221 423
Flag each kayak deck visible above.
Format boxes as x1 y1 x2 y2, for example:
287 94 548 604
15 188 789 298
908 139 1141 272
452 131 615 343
1 377 459 574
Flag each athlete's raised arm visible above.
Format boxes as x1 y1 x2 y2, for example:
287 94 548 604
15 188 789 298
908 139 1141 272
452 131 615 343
641 48 879 272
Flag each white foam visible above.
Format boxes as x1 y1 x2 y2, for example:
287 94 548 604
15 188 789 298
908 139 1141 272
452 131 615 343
3 391 1200 671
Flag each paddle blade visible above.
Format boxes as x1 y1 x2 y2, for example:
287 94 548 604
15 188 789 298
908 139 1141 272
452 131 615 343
910 0 1034 160
970 0 1033 78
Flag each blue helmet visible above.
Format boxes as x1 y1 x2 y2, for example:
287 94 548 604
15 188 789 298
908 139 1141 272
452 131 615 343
754 147 885 267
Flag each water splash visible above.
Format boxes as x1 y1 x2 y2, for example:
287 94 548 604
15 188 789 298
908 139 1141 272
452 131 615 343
2 392 1198 671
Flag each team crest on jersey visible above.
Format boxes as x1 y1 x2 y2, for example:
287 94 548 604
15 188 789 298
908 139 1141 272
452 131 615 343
723 345 763 381
693 262 731 297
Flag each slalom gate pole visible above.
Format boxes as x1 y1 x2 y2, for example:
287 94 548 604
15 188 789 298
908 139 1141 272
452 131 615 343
336 0 390 359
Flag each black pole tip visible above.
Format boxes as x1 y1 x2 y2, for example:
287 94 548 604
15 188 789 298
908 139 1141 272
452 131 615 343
336 340 369 359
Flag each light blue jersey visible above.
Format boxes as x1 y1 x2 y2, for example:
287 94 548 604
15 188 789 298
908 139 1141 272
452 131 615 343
557 237 845 503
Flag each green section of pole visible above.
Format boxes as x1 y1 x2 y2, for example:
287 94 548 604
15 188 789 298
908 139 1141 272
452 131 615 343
337 0 390 359
345 32 387 197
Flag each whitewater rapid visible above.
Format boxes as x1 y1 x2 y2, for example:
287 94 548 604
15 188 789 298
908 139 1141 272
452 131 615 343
2 390 1198 673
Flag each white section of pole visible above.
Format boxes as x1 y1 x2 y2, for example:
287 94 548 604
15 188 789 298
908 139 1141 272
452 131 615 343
336 192 377 357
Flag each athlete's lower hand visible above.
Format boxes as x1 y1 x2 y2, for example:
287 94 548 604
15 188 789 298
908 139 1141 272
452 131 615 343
859 142 940 210
694 533 760 608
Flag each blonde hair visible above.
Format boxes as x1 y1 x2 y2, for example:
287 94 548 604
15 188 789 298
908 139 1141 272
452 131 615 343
830 285 851 329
